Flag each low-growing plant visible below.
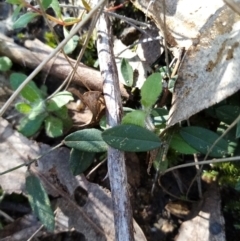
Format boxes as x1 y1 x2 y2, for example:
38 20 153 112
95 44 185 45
10 72 73 137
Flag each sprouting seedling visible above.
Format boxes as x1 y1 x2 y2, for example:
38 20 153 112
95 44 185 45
10 73 73 138
121 72 162 129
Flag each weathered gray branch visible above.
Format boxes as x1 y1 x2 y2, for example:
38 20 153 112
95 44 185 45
0 33 129 98
96 9 134 241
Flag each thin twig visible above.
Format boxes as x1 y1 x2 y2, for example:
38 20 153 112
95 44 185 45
86 158 107 178
204 114 240 161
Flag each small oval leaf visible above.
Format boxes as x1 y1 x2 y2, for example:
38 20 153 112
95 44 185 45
140 73 162 108
10 73 43 102
15 102 32 114
121 110 146 127
170 132 198 154
47 91 73 112
63 27 79 54
70 149 95 175
45 116 63 138
102 124 161 152
26 173 55 231
18 114 46 137
50 0 61 18
180 126 228 157
121 58 134 87
0 56 12 71
64 129 107 152
13 12 39 29
42 0 52 10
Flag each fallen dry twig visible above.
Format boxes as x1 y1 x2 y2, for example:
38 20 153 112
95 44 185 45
96 8 137 241
0 33 129 98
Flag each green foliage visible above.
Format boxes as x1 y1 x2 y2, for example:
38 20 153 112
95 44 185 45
10 73 43 102
47 91 73 111
15 102 32 114
140 73 162 109
50 0 61 18
13 12 39 29
10 73 73 138
6 0 22 4
44 115 63 138
69 149 95 175
26 173 55 231
41 0 52 10
170 132 198 155
0 56 12 72
180 126 228 157
18 114 47 137
63 27 80 54
121 110 146 127
102 124 161 152
121 58 134 87
64 129 108 152
44 31 57 48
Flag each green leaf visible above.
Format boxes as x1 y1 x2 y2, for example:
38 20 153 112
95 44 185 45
64 129 108 152
121 110 146 127
50 0 61 18
28 100 46 120
216 105 240 125
6 0 22 4
63 27 79 54
82 0 91 12
140 73 162 108
47 91 73 111
236 120 240 139
170 132 198 154
12 4 22 22
18 114 46 137
180 126 228 157
10 73 43 102
69 149 95 175
120 58 133 87
53 105 69 119
53 106 72 131
13 12 39 29
15 102 32 114
45 116 63 138
26 173 55 231
41 0 52 10
102 124 161 152
0 56 12 71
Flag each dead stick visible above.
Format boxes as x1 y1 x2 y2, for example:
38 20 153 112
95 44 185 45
96 9 134 241
0 33 129 98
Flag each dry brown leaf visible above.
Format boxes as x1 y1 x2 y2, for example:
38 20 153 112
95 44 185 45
131 0 240 126
0 118 147 241
68 88 105 126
